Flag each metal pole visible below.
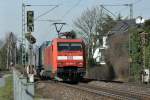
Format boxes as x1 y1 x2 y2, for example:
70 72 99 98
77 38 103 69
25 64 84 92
129 4 133 19
28 44 33 65
14 44 16 66
99 5 104 62
22 3 24 65
101 4 133 19
128 4 133 80
22 3 23 65
22 2 27 66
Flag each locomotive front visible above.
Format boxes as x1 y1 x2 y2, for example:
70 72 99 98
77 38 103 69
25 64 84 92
56 39 86 82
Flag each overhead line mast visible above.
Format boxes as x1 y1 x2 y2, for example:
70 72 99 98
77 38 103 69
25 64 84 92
100 4 133 19
100 3 134 80
21 1 59 66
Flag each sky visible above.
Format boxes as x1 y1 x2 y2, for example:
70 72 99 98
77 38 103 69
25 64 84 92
0 0 149 45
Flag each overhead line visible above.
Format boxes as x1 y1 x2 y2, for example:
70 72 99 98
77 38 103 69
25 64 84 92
35 5 59 21
38 19 62 22
23 5 59 26
62 0 82 19
25 5 58 7
133 0 142 4
101 4 127 6
100 5 117 18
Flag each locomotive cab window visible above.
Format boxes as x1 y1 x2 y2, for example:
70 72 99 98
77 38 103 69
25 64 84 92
70 43 82 51
58 42 82 51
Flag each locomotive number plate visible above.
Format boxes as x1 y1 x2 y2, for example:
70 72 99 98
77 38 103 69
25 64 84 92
67 56 73 60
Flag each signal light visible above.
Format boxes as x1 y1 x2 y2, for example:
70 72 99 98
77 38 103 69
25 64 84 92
25 33 36 44
27 11 34 32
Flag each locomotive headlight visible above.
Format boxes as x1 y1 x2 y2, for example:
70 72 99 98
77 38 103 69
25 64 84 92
79 62 83 65
77 62 83 67
58 62 63 67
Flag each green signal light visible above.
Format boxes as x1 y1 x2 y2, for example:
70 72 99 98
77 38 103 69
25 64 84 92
27 11 34 32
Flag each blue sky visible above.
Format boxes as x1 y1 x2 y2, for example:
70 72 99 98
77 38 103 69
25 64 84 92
0 0 149 45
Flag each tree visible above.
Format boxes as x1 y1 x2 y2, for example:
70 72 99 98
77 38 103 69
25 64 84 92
130 27 142 81
74 6 116 61
74 7 100 60
144 19 150 32
96 14 116 35
6 32 17 69
116 13 123 21
0 32 18 70
0 40 4 48
129 19 150 81
0 41 7 70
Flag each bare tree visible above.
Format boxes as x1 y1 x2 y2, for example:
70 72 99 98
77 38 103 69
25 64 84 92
6 32 17 69
74 7 98 37
74 7 101 60
74 6 116 60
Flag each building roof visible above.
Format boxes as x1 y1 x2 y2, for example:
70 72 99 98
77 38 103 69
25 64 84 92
108 19 136 36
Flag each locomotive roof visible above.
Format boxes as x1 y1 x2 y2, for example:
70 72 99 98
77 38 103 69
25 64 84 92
53 38 83 42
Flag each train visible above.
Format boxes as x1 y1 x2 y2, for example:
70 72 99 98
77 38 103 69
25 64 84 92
34 32 86 82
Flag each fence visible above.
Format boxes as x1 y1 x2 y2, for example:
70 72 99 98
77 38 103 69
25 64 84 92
13 68 34 100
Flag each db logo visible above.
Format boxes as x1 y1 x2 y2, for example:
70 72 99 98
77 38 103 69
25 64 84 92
67 56 73 60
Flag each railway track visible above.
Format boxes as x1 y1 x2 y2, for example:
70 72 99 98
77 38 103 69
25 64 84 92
86 79 150 99
79 83 150 100
36 80 150 100
58 82 136 100
123 82 150 92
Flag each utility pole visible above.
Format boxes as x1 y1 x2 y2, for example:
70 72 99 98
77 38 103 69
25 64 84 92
123 4 133 19
22 3 26 66
129 4 133 19
127 3 133 80
99 5 104 63
100 3 134 79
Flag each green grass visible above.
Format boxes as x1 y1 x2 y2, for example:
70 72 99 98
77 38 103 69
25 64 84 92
1 71 12 75
0 75 13 100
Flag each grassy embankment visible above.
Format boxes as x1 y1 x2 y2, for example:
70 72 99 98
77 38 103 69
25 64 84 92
0 74 13 100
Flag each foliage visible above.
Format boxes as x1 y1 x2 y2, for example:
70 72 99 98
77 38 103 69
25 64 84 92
0 44 7 70
116 13 123 21
87 58 96 67
130 19 150 81
96 14 117 35
144 19 150 32
130 27 142 81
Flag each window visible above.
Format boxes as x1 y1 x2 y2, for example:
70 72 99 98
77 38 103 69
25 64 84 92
58 43 69 51
58 42 82 51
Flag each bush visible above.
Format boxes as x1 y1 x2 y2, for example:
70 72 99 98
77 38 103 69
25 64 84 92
87 58 96 67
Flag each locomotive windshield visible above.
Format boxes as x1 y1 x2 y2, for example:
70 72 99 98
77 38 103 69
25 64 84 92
58 42 82 51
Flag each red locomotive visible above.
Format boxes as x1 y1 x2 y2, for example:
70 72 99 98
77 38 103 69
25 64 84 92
38 32 86 82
